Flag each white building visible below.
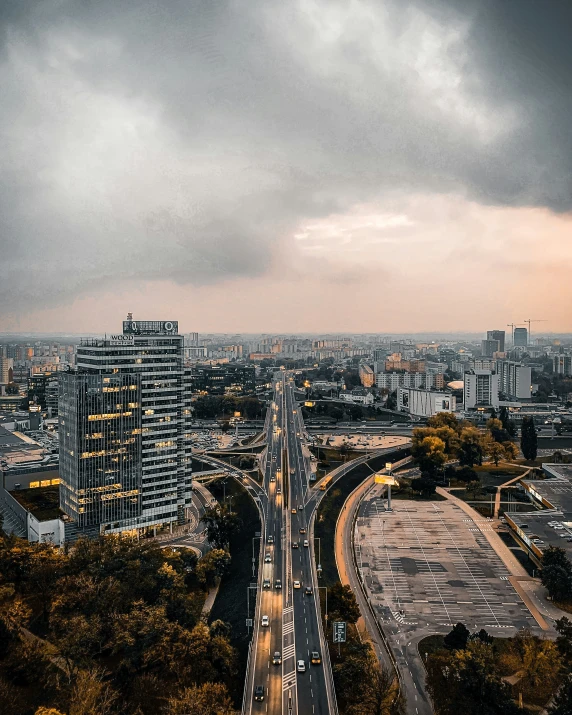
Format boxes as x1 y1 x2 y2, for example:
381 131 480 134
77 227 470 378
463 370 500 410
339 389 374 405
497 361 532 400
376 372 443 391
397 387 456 418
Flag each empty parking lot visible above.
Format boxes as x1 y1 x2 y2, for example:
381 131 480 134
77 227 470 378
355 494 539 634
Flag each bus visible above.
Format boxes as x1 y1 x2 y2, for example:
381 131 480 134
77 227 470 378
319 475 333 491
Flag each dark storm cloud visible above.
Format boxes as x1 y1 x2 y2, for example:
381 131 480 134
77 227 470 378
0 0 570 311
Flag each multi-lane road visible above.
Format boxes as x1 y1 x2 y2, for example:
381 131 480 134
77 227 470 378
244 374 336 714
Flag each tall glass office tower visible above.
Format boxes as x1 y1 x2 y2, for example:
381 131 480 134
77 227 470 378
59 317 192 538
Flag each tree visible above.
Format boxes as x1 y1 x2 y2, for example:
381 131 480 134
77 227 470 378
426 640 519 715
541 547 572 602
499 407 517 437
195 549 231 588
549 673 572 715
328 582 361 624
444 622 470 651
386 391 397 411
164 682 235 715
500 629 562 703
471 629 493 645
68 667 119 715
411 433 446 476
502 441 519 461
521 416 538 461
201 504 242 549
485 438 506 466
427 413 460 431
411 477 436 498
459 426 485 467
555 616 572 661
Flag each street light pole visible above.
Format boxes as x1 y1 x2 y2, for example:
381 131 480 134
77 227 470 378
318 585 328 622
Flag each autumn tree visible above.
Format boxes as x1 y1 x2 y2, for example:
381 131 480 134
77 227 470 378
164 682 235 715
411 432 446 476
328 582 361 624
195 549 231 588
202 504 242 549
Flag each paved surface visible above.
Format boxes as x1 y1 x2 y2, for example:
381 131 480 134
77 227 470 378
355 493 545 715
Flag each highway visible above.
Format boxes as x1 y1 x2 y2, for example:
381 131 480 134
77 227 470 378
245 374 336 714
284 376 337 715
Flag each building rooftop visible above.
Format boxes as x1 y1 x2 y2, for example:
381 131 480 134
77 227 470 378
10 486 63 521
506 464 572 560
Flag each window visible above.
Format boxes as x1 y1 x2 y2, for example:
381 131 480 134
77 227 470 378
29 481 40 489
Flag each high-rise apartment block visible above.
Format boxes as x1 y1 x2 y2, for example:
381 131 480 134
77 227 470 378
481 339 500 358
487 330 505 353
463 370 500 409
553 355 572 377
497 361 532 400
513 328 528 347
59 318 192 539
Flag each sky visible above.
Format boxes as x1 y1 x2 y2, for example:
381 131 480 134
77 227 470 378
1 0 571 335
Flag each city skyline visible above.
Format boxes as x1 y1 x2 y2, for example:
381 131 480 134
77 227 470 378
1 1 571 333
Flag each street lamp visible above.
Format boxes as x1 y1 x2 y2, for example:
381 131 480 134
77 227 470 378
318 586 328 622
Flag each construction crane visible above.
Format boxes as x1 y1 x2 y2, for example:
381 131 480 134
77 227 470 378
523 319 547 345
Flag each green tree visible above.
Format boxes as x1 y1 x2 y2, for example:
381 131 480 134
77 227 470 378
459 426 485 467
411 477 436 498
202 504 242 549
328 582 361 624
499 407 517 437
549 673 572 715
541 547 572 602
444 622 470 651
555 616 572 661
386 391 397 411
521 416 538 461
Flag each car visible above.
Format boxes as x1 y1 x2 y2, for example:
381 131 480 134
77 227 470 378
277 487 281 494
293 580 301 589
292 541 299 549
554 525 564 530
272 651 282 665
263 579 271 589
261 615 269 627
267 535 274 544
298 504 303 510
254 685 264 701
297 660 306 672
275 579 282 589
299 527 306 534
270 476 276 482
311 651 321 664
291 508 297 514
265 553 272 563
303 540 309 547
305 586 313 596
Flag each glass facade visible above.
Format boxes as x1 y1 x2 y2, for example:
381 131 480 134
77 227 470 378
59 320 192 537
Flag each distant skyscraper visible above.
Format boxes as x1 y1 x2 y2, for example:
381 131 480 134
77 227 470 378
513 328 528 347
188 332 199 347
487 330 505 353
463 370 500 409
59 318 192 539
481 339 500 358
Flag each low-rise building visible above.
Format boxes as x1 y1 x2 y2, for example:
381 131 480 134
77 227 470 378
358 364 375 388
338 389 374 406
397 387 456 417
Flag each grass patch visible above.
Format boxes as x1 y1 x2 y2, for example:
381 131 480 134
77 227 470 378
208 477 261 707
10 486 62 520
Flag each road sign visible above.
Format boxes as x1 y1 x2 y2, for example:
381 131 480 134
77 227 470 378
333 621 346 643
246 618 253 627
374 474 397 486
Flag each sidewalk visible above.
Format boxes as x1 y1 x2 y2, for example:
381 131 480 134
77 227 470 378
200 582 220 622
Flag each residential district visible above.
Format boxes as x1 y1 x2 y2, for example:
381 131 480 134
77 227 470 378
1 318 572 715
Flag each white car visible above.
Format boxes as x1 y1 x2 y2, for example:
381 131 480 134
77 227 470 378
297 660 306 672
265 553 272 563
293 580 301 589
303 540 309 548
261 615 269 627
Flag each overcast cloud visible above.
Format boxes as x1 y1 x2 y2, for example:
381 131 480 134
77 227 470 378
1 0 571 331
